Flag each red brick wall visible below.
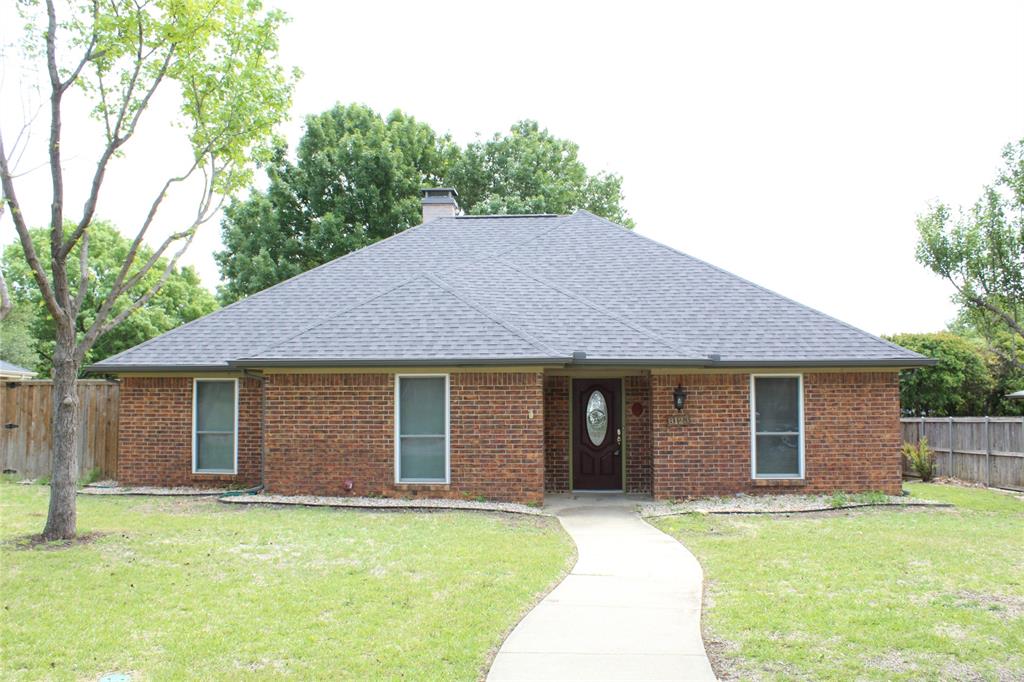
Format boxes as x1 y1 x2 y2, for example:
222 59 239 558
117 376 262 487
263 372 545 504
543 375 570 493
625 374 653 494
650 372 902 499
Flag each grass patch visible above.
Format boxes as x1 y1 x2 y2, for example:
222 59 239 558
653 483 1024 681
0 483 573 680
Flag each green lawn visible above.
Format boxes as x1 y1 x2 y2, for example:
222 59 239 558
0 484 573 680
653 483 1024 681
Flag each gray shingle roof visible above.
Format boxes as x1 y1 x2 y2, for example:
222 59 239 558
90 211 930 371
0 359 36 376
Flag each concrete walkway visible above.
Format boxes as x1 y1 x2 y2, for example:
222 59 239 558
487 493 717 682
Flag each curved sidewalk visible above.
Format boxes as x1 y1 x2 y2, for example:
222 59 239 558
487 494 716 682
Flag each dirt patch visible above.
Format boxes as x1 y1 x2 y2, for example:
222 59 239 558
955 591 1024 621
5 531 106 551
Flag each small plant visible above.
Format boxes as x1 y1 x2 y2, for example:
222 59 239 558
850 490 889 505
903 437 936 482
36 475 51 486
827 491 850 508
80 467 102 486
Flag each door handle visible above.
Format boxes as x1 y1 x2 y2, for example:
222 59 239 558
616 427 621 446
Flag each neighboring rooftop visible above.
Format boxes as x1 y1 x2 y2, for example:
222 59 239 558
0 360 37 379
89 210 931 372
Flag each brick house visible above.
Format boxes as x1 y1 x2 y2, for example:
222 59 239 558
91 189 931 504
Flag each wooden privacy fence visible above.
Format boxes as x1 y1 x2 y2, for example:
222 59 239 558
0 380 119 479
901 417 1024 491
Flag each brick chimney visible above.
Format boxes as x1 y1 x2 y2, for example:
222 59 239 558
420 188 460 222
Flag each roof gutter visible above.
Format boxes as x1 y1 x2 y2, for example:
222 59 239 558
87 355 935 373
228 356 571 368
567 356 936 369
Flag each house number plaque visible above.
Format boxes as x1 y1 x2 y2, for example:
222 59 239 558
667 413 691 427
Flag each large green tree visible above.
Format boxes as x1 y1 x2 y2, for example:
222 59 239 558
0 301 39 371
3 223 218 375
0 0 294 540
216 112 633 302
216 104 458 302
885 332 994 416
916 140 1024 370
448 120 633 225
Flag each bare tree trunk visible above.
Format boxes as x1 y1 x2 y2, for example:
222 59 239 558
42 324 80 540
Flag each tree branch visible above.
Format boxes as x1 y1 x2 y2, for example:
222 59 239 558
0 131 63 319
61 40 176 257
86 228 198 351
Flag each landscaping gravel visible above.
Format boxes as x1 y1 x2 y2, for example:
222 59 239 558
79 482 234 496
640 493 947 517
219 493 550 516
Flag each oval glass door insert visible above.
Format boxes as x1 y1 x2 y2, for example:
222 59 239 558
586 390 608 445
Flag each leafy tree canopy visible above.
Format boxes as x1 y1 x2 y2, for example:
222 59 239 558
215 104 457 302
2 222 218 375
885 332 994 416
916 140 1024 367
216 110 632 302
447 120 633 225
0 301 39 371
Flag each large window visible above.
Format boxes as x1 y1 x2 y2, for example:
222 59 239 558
751 375 803 478
193 379 238 474
395 375 449 483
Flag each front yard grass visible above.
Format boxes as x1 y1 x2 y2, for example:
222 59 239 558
653 483 1024 681
0 483 573 680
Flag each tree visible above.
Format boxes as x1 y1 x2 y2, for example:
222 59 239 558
0 301 39 371
885 332 993 416
3 223 218 375
916 140 1024 370
216 113 634 302
216 104 457 302
448 120 633 226
0 0 294 540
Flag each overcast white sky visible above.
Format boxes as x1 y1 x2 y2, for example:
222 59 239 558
2 0 1023 336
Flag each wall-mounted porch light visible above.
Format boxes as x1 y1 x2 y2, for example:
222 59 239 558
673 385 687 411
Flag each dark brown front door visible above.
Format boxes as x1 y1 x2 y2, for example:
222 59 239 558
573 379 622 490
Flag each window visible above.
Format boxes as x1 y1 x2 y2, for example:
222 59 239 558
193 379 238 474
751 375 803 478
395 375 449 483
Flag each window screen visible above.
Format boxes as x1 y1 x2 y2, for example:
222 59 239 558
395 374 448 481
752 377 801 477
194 380 236 472
397 376 447 482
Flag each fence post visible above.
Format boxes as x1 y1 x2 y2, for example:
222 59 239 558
984 416 991 488
948 416 954 478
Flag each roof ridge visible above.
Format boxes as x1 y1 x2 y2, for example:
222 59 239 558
575 210 926 360
95 217 449 367
96 213 574 368
235 274 429 361
424 273 566 359
494 256 699 358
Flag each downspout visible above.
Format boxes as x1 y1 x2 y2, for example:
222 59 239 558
223 369 267 496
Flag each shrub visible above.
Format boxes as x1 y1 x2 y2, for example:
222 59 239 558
80 467 102 486
903 438 936 482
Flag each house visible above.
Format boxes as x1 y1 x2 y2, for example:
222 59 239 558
0 360 37 381
90 189 931 503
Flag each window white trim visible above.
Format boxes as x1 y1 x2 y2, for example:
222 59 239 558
394 374 451 484
192 377 239 475
750 373 805 480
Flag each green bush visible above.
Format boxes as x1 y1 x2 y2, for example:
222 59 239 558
903 438 936 482
80 467 102 486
